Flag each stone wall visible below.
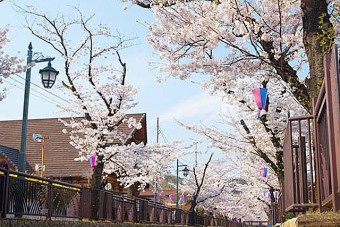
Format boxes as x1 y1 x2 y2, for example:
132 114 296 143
281 212 340 227
0 219 179 227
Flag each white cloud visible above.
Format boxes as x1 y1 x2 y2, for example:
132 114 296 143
158 92 223 123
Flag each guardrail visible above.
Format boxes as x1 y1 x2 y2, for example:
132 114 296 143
0 166 242 226
0 166 81 219
282 115 317 213
314 44 340 211
280 44 340 222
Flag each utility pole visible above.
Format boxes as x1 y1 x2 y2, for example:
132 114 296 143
154 117 160 202
156 117 159 143
195 144 198 167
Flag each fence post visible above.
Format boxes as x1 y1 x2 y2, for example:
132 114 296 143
122 195 125 222
153 201 156 223
134 197 138 223
47 177 54 220
1 165 9 218
79 185 84 219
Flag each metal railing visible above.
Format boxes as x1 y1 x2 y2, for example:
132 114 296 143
282 115 317 213
0 166 242 226
0 166 81 219
281 44 340 217
242 221 268 227
314 44 340 211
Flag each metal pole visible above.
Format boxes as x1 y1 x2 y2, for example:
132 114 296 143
156 117 159 143
41 137 45 177
270 186 274 226
18 43 33 173
195 144 197 167
154 117 160 202
176 159 179 209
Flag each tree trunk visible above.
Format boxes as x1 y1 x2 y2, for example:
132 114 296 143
189 195 198 226
301 0 332 100
301 0 332 206
126 182 140 197
91 160 104 220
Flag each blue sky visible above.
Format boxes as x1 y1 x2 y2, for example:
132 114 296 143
0 0 225 166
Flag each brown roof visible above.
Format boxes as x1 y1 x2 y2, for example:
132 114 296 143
0 113 147 177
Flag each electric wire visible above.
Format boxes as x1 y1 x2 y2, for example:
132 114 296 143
1 78 16 92
2 79 57 105
5 76 64 106
15 74 70 104
5 76 68 106
159 127 169 143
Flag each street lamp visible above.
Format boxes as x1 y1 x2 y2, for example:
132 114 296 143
33 133 48 177
39 61 59 89
18 43 59 173
176 159 189 209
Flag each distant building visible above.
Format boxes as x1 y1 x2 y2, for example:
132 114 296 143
0 113 147 189
0 144 33 171
139 189 191 210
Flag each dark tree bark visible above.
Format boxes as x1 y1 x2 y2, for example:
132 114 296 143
91 160 104 219
302 0 332 101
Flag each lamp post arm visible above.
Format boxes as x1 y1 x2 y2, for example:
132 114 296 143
33 57 55 63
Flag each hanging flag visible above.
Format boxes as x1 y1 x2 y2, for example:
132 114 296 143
89 155 97 170
252 88 268 119
179 194 185 203
33 133 43 143
260 167 268 177
169 194 175 203
274 191 279 202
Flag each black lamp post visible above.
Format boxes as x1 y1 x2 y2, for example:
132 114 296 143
18 43 59 173
39 61 59 88
176 159 189 209
182 166 189 177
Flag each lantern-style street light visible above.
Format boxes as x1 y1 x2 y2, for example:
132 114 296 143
176 159 189 209
39 61 59 89
18 43 59 173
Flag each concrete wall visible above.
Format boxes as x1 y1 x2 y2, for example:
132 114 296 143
0 219 179 227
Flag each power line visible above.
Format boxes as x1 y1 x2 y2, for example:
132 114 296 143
5 76 64 106
1 79 17 92
7 77 63 105
159 127 169 143
2 79 57 105
15 74 70 104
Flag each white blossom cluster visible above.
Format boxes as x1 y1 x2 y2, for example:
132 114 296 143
141 0 318 220
22 7 178 190
148 0 305 85
178 77 308 219
0 28 23 101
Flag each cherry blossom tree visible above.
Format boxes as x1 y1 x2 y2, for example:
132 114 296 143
183 153 228 223
133 0 334 188
122 0 338 221
0 28 22 101
134 0 337 105
176 78 307 220
180 140 279 220
20 6 178 218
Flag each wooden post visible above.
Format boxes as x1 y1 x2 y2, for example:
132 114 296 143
47 177 54 220
326 45 340 211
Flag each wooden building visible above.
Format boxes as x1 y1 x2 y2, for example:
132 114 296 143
0 113 147 189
